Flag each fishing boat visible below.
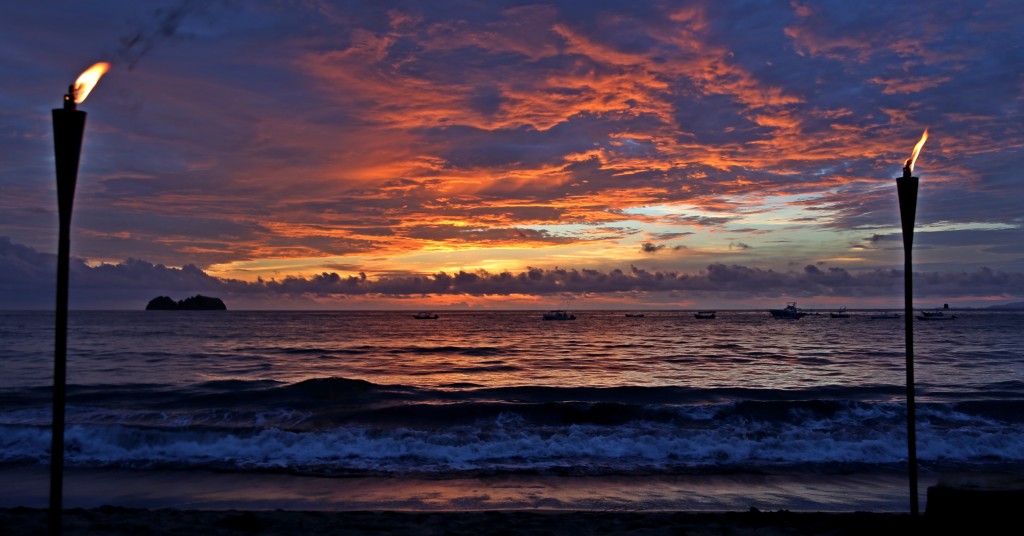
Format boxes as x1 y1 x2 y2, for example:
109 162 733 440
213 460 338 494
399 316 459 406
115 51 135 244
769 302 805 320
870 312 901 319
624 313 645 318
694 311 716 319
413 312 439 319
830 307 850 318
543 310 576 321
917 309 957 320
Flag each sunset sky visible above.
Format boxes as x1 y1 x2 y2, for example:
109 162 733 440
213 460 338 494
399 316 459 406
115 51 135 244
1 0 1022 310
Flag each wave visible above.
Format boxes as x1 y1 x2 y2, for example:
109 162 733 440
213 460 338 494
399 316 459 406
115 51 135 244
3 408 1023 476
2 376 1019 422
3 376 1024 476
409 346 510 357
0 377 828 406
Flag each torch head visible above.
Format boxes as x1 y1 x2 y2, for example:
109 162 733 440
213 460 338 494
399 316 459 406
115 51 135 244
896 129 926 245
63 85 76 110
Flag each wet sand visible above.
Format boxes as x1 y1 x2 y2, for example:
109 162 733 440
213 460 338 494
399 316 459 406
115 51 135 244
0 467 928 512
3 467 1016 534
1 507 920 535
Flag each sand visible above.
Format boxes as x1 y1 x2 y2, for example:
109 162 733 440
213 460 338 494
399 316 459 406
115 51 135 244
1 507 924 535
0 467 927 512
3 470 1019 534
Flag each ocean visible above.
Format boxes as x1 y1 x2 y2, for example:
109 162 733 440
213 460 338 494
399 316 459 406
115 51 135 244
1 309 1023 512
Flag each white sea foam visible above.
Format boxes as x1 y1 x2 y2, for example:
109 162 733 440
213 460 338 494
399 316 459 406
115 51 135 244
3 413 1023 475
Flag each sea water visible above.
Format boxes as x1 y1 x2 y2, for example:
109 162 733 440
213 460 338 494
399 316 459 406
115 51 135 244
1 310 1022 511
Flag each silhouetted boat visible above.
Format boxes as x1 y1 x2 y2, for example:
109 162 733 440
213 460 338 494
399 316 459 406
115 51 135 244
694 311 716 319
413 312 439 319
624 313 645 317
918 310 957 320
543 310 575 321
870 312 901 319
830 307 850 318
769 302 805 320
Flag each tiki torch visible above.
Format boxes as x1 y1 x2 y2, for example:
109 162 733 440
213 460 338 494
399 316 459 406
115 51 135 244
50 61 109 536
897 128 927 517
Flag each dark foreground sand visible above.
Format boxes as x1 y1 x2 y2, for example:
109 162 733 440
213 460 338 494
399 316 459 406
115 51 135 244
5 474 1022 534
0 507 968 536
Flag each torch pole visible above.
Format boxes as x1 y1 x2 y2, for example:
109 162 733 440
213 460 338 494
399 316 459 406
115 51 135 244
896 167 919 517
50 93 86 536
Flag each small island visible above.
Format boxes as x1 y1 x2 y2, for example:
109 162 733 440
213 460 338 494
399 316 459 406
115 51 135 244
145 295 227 311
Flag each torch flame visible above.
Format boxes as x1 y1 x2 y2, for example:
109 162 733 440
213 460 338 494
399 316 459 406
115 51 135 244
72 62 110 104
905 128 928 173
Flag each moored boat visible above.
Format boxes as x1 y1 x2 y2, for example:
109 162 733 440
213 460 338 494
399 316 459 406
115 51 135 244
918 309 957 320
769 302 805 320
869 312 900 319
413 312 439 319
830 307 850 318
543 310 576 321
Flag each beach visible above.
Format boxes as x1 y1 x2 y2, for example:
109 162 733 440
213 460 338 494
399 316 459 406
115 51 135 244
6 468 1018 535
10 481 1024 536
2 508 926 536
0 467 930 512
0 467 954 535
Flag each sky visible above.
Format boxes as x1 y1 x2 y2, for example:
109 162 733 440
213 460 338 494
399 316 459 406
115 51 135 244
1 0 1022 310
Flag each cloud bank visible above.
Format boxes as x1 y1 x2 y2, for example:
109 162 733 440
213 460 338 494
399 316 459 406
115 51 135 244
3 238 1020 310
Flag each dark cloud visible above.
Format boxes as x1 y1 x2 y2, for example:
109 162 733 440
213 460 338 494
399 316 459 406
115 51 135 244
2 238 1021 309
405 225 577 245
653 232 692 240
672 93 770 145
640 242 664 254
0 237 54 308
668 214 735 226
0 236 229 309
640 241 686 253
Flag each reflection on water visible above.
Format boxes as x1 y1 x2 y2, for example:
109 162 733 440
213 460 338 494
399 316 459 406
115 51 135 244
2 310 1022 496
2 310 1022 402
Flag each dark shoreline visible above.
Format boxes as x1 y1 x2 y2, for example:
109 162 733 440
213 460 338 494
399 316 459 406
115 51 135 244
5 476 1022 534
1 507 926 535
0 466 928 513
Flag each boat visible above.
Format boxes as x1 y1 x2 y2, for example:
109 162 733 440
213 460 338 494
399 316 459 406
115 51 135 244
624 313 645 318
917 309 957 320
769 302 806 320
413 312 439 319
542 310 576 321
870 312 901 319
830 307 850 318
694 311 716 319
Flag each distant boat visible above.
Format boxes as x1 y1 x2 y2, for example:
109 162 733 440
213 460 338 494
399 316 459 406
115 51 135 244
694 311 716 319
769 302 806 320
543 310 576 321
624 313 645 318
830 307 850 318
413 312 439 319
870 312 901 319
917 309 957 320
